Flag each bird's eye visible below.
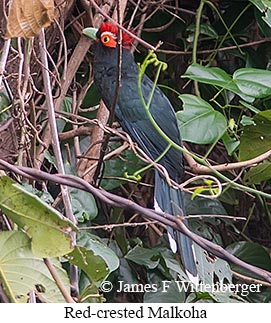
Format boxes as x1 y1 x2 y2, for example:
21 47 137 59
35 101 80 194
101 35 110 43
100 33 117 48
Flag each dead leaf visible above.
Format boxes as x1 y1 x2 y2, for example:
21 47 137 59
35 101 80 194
5 0 54 39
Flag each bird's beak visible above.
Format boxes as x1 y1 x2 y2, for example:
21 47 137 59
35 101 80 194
82 27 98 40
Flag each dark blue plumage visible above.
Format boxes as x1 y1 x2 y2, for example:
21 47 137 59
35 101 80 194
85 23 197 278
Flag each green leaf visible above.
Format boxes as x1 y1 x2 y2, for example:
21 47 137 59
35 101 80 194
227 241 271 275
68 246 110 283
125 245 160 269
79 283 104 303
0 175 76 257
187 23 219 40
177 94 227 144
81 83 101 108
239 110 271 160
22 183 54 204
240 115 256 126
0 231 70 303
0 87 11 121
183 64 271 102
68 232 119 284
101 142 146 190
57 97 72 133
222 132 240 155
233 68 271 98
183 63 233 87
249 0 271 28
182 63 254 102
244 160 271 184
77 232 119 275
193 246 241 303
69 187 98 222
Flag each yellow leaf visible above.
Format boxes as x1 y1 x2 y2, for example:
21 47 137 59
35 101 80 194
5 0 54 39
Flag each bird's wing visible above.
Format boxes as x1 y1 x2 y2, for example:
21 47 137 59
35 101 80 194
115 72 183 178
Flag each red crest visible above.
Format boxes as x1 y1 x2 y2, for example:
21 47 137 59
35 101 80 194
99 22 134 48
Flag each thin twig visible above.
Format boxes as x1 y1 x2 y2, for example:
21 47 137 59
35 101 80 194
59 126 93 141
81 220 158 231
232 270 271 287
0 39 11 86
43 258 75 303
157 37 271 56
0 283 10 303
39 29 78 295
39 29 76 224
187 214 246 221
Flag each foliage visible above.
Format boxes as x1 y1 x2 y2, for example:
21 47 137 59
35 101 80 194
0 0 271 303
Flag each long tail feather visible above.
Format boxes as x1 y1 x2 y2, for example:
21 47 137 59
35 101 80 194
154 171 198 279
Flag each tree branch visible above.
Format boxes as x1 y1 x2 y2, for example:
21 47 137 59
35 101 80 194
184 147 271 174
0 159 271 284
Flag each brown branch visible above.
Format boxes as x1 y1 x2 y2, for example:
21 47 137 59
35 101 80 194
43 258 75 303
0 159 271 284
157 38 271 56
184 147 271 175
81 220 158 231
39 28 78 295
77 101 109 182
39 29 76 225
0 39 11 86
59 126 93 141
232 270 271 287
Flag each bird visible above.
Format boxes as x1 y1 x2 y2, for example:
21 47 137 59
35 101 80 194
83 22 197 280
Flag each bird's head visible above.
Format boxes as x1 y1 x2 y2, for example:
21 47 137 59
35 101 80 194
83 22 134 50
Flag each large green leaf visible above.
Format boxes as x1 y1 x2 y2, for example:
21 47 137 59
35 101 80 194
233 68 271 98
192 245 243 303
183 64 271 102
0 175 76 257
183 63 233 87
69 187 98 222
77 232 119 275
125 245 161 269
182 64 254 102
68 232 119 284
249 0 271 28
68 246 109 283
0 231 69 303
239 110 271 160
222 132 240 156
177 94 227 144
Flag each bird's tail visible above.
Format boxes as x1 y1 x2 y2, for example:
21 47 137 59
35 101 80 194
154 171 198 280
